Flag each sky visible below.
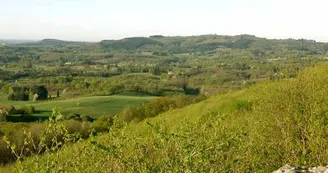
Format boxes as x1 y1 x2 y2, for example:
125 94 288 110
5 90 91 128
1 0 328 42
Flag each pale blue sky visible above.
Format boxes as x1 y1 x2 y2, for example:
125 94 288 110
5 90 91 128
1 0 327 41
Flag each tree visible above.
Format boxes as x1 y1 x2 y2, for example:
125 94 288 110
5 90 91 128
1 83 12 94
109 84 124 95
8 86 29 101
150 65 161 75
18 106 36 116
30 86 48 100
24 62 32 68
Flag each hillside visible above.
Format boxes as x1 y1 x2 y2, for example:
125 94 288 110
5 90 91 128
97 34 328 54
38 39 74 46
20 39 89 46
2 63 328 172
6 35 327 53
100 37 162 50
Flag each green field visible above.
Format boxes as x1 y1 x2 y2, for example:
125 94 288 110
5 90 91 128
0 92 156 118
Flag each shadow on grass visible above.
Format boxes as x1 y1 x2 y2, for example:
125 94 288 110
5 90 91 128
6 115 49 123
6 110 51 123
116 91 154 97
34 110 52 114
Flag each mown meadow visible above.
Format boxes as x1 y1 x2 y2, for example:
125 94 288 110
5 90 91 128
0 92 155 118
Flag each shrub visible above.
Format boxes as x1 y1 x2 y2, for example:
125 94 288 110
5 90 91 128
91 115 113 133
119 106 137 122
0 113 7 122
0 106 14 122
65 113 82 121
0 109 8 122
0 106 16 115
63 120 90 139
18 106 36 116
27 123 46 139
8 86 29 101
0 139 14 164
232 99 252 111
119 95 206 122
81 115 95 122
108 84 124 95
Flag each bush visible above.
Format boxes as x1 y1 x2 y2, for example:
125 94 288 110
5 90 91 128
119 106 137 122
0 108 9 122
0 106 16 115
232 99 252 111
108 84 124 95
91 115 113 133
119 95 206 122
63 120 90 139
65 113 82 121
18 106 36 116
81 115 95 122
8 86 29 101
0 113 7 122
64 114 95 122
0 139 14 164
0 109 94 166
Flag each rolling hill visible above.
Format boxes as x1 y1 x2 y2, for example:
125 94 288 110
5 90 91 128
6 34 328 55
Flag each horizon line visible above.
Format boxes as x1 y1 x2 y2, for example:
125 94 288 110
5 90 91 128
0 33 327 43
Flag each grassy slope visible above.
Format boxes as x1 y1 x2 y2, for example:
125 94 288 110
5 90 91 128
0 89 252 172
3 64 328 172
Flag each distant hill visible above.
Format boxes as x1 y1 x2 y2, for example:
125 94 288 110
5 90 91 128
13 39 92 46
3 35 328 54
98 34 328 54
35 39 81 46
100 37 162 50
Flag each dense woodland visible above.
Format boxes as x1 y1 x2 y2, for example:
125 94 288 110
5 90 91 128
1 35 328 172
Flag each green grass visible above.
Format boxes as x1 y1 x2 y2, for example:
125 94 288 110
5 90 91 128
0 92 156 118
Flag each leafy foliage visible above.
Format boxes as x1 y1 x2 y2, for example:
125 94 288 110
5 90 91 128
29 86 48 100
17 106 36 116
119 95 205 122
8 86 29 101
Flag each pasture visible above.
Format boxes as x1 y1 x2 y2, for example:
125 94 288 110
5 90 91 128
0 92 155 119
